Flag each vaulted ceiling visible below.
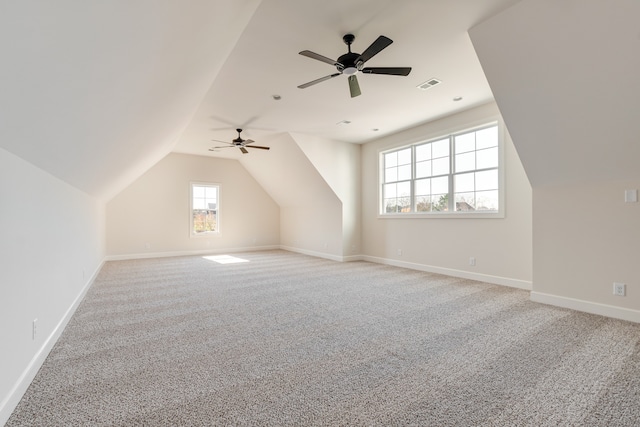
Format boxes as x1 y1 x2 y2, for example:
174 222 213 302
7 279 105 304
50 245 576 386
1 0 638 202
0 0 517 201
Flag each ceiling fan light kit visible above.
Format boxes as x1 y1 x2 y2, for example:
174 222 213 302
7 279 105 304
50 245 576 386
298 33 412 98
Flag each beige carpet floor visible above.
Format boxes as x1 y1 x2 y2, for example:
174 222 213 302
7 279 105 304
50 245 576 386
7 250 640 426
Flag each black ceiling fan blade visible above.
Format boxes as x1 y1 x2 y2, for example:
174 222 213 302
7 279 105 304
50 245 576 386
361 67 412 76
348 75 361 98
240 147 249 154
298 73 341 89
356 35 393 64
246 145 270 150
299 50 340 66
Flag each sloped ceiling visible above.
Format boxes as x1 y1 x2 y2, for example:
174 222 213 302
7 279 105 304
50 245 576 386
470 0 640 187
0 0 261 200
174 0 520 158
1 0 522 202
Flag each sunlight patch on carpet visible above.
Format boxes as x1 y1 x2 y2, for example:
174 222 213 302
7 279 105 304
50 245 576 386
203 254 249 264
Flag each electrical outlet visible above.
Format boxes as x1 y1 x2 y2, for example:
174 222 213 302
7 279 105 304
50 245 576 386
397 249 403 256
32 318 38 340
613 282 626 296
469 257 476 266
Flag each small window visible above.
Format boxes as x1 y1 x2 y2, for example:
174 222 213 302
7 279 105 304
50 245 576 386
380 122 502 216
191 183 219 235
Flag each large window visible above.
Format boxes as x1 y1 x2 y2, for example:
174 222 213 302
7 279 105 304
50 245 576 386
191 183 219 235
381 123 501 216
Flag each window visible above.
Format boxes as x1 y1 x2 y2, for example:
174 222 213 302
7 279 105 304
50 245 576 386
381 123 501 216
191 183 219 235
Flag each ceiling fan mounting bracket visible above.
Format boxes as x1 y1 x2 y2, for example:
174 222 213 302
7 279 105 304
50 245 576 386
342 33 355 46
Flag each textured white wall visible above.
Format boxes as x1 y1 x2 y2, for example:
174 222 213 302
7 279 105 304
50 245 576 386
360 103 532 287
239 133 345 259
533 182 640 317
0 148 105 424
106 153 280 257
470 0 640 320
291 133 362 257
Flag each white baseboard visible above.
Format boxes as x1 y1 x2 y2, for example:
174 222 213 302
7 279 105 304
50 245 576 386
105 245 281 261
531 291 640 324
279 246 344 262
359 255 532 290
0 260 105 426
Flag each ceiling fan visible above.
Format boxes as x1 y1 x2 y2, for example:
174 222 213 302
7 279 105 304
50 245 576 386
298 33 412 98
209 129 270 154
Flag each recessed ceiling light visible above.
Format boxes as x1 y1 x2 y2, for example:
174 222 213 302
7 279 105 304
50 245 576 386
336 120 351 125
453 96 463 102
272 94 281 100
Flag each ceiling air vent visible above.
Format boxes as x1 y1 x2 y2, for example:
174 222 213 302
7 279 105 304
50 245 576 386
417 78 441 90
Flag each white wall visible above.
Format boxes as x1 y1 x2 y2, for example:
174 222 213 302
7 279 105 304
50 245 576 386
469 0 640 320
531 182 640 321
239 133 344 260
360 103 532 288
291 133 362 257
106 153 280 258
0 148 105 424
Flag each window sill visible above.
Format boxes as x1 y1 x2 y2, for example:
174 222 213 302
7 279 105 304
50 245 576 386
378 211 504 219
190 231 220 238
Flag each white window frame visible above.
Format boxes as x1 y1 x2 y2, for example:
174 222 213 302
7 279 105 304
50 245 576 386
190 182 220 236
378 121 505 219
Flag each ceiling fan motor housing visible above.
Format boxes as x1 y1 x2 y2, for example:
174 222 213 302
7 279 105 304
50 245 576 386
339 34 361 74
338 52 361 74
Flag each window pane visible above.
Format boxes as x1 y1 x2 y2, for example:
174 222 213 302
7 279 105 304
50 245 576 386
385 167 397 183
432 139 449 158
415 196 431 212
192 186 205 198
476 146 499 169
415 160 431 178
476 126 498 149
397 181 411 197
476 169 499 191
476 190 499 210
205 187 217 200
455 192 476 210
455 152 475 173
415 178 430 196
398 197 411 212
455 172 474 193
193 199 206 209
384 199 399 213
415 144 431 162
431 194 449 211
397 148 411 165
431 176 448 194
432 157 449 176
397 164 411 181
385 152 397 168
383 183 397 198
455 132 475 154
